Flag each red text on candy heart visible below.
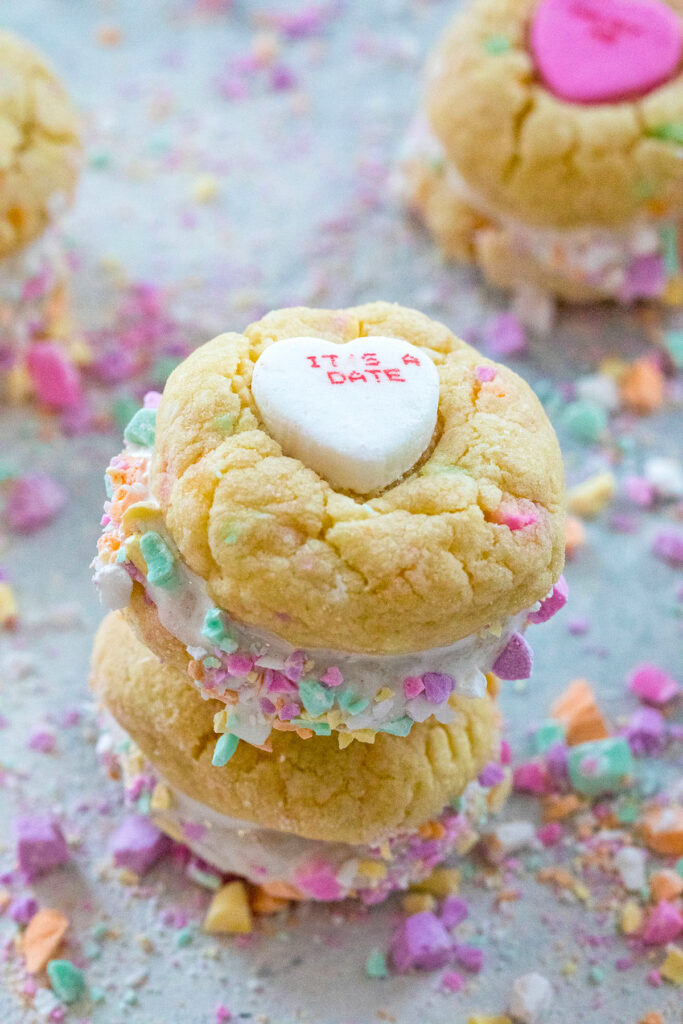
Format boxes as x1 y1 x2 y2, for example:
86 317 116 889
305 350 421 386
571 0 643 44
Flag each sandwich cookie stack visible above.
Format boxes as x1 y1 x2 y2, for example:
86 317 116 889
0 30 83 406
92 301 567 904
399 0 683 317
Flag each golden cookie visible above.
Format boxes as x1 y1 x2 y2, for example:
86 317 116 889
401 0 683 303
93 303 566 746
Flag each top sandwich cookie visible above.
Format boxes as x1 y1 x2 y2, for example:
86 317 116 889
94 302 566 748
401 0 683 305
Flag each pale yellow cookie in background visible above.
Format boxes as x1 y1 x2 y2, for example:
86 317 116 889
399 0 683 309
0 29 83 399
92 613 510 903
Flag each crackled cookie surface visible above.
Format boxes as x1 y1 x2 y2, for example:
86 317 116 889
92 613 502 847
93 303 566 746
401 0 683 305
150 302 565 652
0 30 81 258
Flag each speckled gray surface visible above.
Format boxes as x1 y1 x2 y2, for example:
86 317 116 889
0 2 681 1022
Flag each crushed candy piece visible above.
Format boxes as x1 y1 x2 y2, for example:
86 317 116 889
642 903 683 946
46 959 85 1004
659 944 683 985
203 881 253 934
508 972 553 1023
628 663 679 705
16 816 70 880
550 679 608 745
390 911 452 972
567 737 634 797
26 342 82 410
22 909 69 973
491 633 533 681
110 815 170 875
6 474 67 533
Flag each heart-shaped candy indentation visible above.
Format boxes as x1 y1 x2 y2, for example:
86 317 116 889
530 0 682 104
251 336 440 493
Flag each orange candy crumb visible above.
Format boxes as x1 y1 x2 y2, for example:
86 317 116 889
619 358 665 414
564 516 586 558
550 679 609 745
22 908 69 973
640 806 683 857
541 794 582 822
649 869 683 904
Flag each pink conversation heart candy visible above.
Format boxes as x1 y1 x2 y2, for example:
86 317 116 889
530 0 682 105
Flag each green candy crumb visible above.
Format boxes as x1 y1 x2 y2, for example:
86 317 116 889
212 732 239 767
378 716 413 737
647 122 683 144
176 926 194 947
201 607 238 653
483 35 511 55
213 413 235 433
123 407 157 447
139 531 177 588
47 960 86 1004
664 330 683 370
365 949 388 979
299 679 335 717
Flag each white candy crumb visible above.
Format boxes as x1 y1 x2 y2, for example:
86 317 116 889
509 972 554 1024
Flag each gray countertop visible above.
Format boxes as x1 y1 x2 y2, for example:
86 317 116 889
0 2 681 1022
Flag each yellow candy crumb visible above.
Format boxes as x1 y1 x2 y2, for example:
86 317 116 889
326 709 342 729
213 710 227 733
357 860 387 881
348 729 375 745
191 174 220 203
402 893 436 914
124 536 147 575
121 502 161 529
203 881 253 934
568 472 616 519
7 364 32 403
573 882 591 904
150 783 171 812
620 900 643 935
337 732 354 750
374 688 393 703
0 582 18 626
411 867 461 898
155 817 185 844
663 276 683 307
467 1017 512 1024
659 944 683 985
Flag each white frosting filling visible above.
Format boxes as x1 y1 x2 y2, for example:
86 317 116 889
103 716 505 901
398 113 677 300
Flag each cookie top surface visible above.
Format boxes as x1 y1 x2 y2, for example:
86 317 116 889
149 302 565 654
425 0 683 229
92 613 500 845
0 30 82 257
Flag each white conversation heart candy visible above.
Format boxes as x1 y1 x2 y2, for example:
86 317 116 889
251 336 440 493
